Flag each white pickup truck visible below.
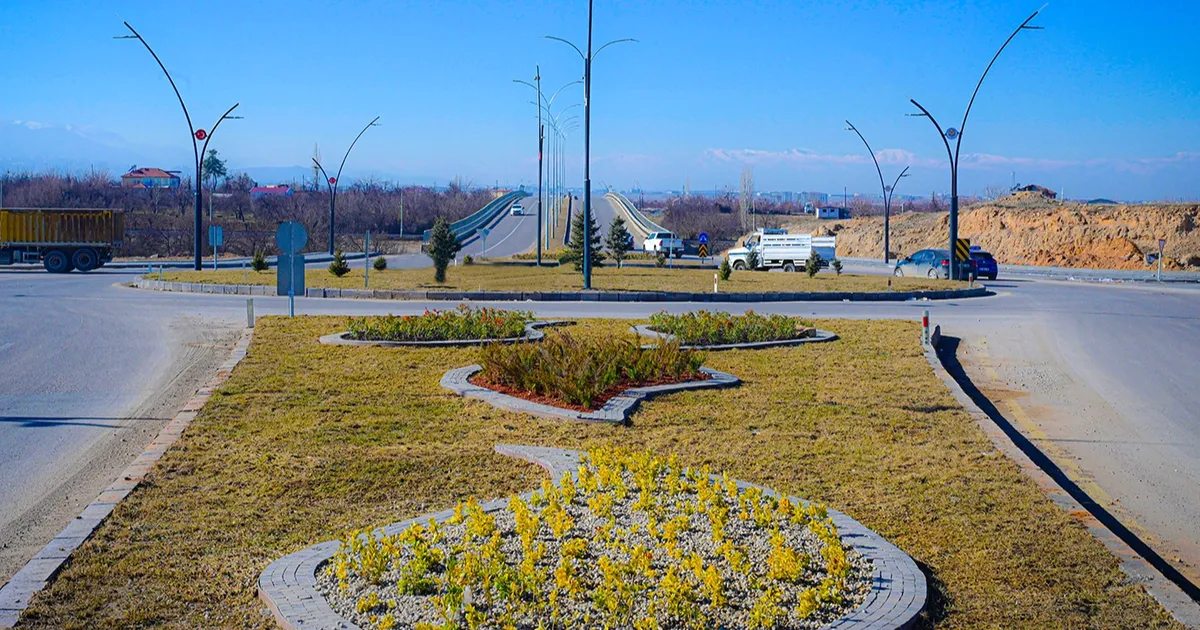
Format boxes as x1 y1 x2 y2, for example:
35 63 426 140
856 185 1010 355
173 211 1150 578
726 229 836 271
642 231 684 258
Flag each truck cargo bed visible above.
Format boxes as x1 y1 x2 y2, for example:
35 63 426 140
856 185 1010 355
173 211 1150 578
0 209 124 246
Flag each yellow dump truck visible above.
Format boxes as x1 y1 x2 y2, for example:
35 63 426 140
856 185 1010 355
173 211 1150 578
0 208 124 272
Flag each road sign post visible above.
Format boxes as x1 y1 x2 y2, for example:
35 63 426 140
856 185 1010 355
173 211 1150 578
698 232 709 261
208 225 224 270
479 227 491 258
364 231 370 289
276 222 308 317
1158 238 1166 282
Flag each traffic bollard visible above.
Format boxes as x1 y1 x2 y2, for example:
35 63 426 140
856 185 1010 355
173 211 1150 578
922 310 930 346
713 273 718 293
246 299 255 328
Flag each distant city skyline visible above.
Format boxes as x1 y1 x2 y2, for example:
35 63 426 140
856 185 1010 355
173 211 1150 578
0 1 1197 201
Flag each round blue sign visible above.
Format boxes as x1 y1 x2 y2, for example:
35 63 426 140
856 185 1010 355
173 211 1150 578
698 232 709 245
275 221 308 255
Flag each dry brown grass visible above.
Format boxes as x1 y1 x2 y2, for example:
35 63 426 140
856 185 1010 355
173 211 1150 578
17 318 1179 629
154 264 954 294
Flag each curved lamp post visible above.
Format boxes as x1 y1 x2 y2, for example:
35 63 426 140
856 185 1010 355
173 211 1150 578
546 0 636 289
312 117 381 255
514 74 582 265
845 121 910 264
907 7 1044 279
116 22 242 271
542 111 580 247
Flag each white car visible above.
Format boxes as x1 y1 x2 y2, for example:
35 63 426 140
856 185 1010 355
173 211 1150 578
510 203 524 216
642 231 684 258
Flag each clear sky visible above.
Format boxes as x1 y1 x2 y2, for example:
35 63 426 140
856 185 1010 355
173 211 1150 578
1 0 1197 200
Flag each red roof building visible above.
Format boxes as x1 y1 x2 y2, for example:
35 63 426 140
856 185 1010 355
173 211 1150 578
121 167 181 189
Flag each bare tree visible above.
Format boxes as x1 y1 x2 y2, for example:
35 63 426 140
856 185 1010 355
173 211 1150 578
739 165 754 232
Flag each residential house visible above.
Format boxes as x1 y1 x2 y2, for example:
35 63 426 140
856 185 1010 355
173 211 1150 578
120 167 181 189
817 206 851 220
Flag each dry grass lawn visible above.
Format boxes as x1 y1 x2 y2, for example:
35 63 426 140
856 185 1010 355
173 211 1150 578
17 318 1179 629
155 263 955 294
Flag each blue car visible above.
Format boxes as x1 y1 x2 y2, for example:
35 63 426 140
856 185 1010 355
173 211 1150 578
970 248 997 280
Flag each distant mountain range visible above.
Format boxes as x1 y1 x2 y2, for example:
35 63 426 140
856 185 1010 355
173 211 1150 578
0 120 444 187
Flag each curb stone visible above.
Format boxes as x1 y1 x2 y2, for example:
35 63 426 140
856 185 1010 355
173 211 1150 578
631 324 839 350
257 444 926 630
0 328 254 629
129 278 989 303
441 365 740 424
318 320 573 348
924 335 1200 628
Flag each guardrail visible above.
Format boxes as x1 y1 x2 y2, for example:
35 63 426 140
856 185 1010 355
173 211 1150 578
423 190 529 245
604 192 666 238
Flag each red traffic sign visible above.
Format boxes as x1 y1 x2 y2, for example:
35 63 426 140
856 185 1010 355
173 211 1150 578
194 129 207 141
328 177 337 185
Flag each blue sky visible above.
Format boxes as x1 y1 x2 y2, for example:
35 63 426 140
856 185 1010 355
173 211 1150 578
0 0 1197 200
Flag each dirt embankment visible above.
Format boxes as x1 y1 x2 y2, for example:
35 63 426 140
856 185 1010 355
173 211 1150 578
784 197 1200 270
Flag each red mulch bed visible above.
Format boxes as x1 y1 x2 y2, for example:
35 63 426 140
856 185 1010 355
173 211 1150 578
469 371 709 412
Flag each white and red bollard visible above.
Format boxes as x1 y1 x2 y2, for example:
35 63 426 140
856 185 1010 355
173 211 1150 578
922 310 930 347
714 272 719 293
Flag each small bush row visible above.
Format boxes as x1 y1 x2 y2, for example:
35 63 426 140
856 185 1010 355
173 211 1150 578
479 332 704 409
648 310 813 345
346 305 533 342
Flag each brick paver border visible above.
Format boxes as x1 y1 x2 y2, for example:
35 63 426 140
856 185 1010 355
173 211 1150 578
631 324 839 350
318 320 572 347
258 444 926 630
441 365 740 424
0 329 254 628
131 277 988 303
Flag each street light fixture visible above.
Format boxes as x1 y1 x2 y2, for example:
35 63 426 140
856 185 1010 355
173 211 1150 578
907 7 1045 279
546 0 637 289
514 74 582 265
845 121 910 264
311 117 381 255
116 22 241 271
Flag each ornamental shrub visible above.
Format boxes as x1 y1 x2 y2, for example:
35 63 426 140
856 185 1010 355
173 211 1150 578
250 250 268 272
831 258 843 275
806 250 823 278
719 258 733 281
373 256 388 271
329 250 350 277
745 248 760 271
647 310 814 345
346 305 532 342
427 216 462 283
463 254 474 265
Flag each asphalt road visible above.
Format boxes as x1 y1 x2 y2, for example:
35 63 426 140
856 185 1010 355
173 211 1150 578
1 267 1197 598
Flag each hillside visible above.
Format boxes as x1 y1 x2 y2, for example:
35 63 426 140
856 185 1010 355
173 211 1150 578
783 196 1200 270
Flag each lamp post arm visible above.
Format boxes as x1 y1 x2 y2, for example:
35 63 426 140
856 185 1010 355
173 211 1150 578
335 116 381 186
543 36 586 61
889 166 910 206
199 103 240 171
909 99 956 175
312 158 332 195
957 8 1043 160
122 22 197 166
594 38 638 59
846 120 888 206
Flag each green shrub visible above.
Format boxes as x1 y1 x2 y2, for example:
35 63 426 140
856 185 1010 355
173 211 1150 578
373 256 388 271
329 250 350 277
427 216 462 283
561 208 606 272
719 258 733 281
605 217 634 268
250 251 268 272
831 258 843 276
806 250 823 278
346 305 533 342
463 254 474 265
655 251 667 267
647 310 814 345
746 249 760 271
479 332 704 409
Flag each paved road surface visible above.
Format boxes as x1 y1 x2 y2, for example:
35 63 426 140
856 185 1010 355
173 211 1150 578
1 268 1197 600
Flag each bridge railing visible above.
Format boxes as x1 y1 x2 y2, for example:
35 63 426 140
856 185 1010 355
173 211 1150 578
423 190 529 245
604 191 666 238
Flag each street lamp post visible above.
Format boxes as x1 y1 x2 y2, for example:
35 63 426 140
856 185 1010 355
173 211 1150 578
546 0 636 289
515 76 582 264
312 117 381 255
845 121 910 264
117 22 242 271
908 7 1044 279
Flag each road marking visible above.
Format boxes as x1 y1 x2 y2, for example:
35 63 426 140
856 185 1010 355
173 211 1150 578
480 209 530 255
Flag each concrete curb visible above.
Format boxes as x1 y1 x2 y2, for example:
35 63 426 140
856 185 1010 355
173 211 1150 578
318 320 572 347
923 335 1200 628
129 277 989 303
631 324 839 350
258 444 925 630
441 365 740 424
0 328 255 628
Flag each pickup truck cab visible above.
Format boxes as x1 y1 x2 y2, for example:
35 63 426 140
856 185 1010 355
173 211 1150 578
642 232 684 257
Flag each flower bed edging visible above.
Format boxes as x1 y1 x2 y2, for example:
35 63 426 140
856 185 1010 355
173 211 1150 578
441 364 740 424
318 320 573 347
257 444 926 630
631 324 839 350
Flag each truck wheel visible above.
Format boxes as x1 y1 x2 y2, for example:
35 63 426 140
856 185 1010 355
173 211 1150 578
43 250 72 273
782 262 796 273
72 248 99 272
894 267 904 277
732 261 746 271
